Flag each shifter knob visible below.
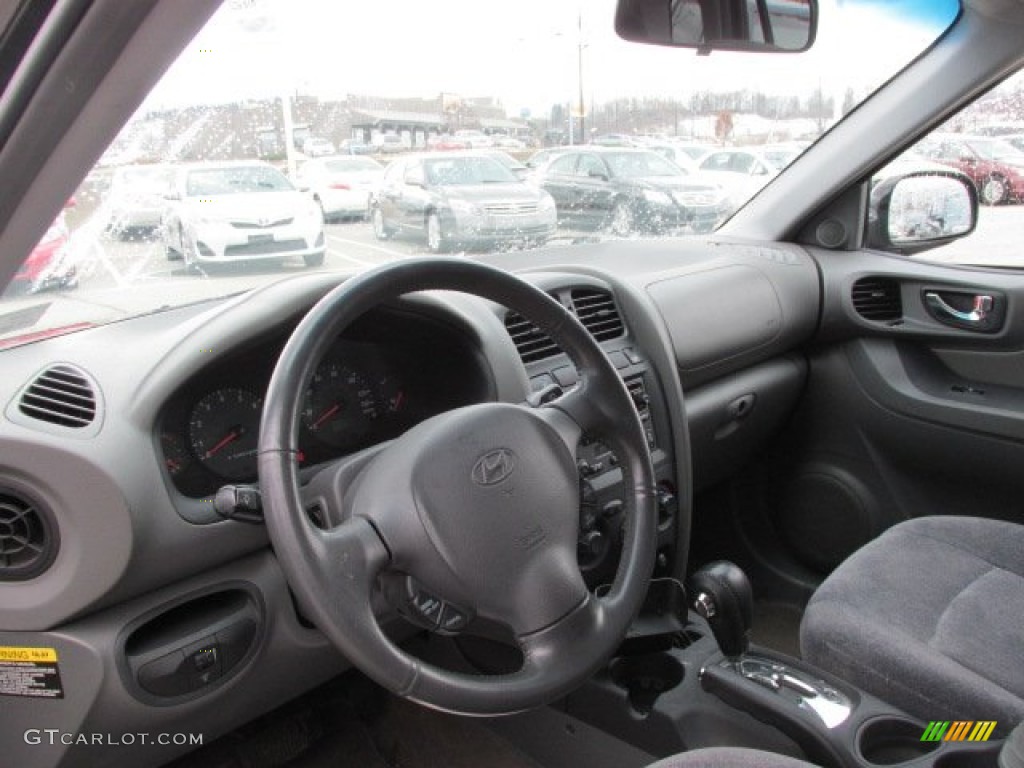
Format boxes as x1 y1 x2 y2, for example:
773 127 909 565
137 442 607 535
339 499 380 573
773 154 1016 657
689 560 753 659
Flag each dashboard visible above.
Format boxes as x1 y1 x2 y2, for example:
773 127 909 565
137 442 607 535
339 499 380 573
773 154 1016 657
0 240 820 768
158 309 489 499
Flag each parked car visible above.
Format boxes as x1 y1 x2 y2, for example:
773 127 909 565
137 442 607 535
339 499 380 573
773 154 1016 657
669 140 717 162
480 149 530 180
429 133 470 150
339 138 374 155
697 146 800 207
160 162 326 269
368 151 557 251
4 209 77 295
645 143 701 172
591 133 640 147
452 129 494 148
301 137 336 157
372 133 406 154
533 147 731 234
916 133 1024 204
102 164 174 238
295 155 385 220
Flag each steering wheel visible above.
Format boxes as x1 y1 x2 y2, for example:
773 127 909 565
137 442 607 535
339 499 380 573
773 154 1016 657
259 258 657 715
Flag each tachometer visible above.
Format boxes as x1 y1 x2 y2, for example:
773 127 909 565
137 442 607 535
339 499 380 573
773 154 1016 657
188 388 263 481
302 361 378 448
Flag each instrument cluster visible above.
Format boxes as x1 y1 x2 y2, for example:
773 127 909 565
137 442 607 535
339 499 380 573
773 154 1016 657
158 312 487 498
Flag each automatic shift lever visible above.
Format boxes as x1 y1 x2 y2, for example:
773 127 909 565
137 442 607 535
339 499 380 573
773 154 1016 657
688 560 753 659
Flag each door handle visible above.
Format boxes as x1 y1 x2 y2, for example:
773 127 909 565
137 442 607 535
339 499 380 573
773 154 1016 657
924 291 993 324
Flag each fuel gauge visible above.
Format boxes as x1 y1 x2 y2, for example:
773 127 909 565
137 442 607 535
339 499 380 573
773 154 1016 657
378 375 407 416
160 431 191 478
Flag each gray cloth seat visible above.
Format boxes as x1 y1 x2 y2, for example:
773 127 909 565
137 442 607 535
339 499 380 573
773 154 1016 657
648 747 816 767
800 516 1024 732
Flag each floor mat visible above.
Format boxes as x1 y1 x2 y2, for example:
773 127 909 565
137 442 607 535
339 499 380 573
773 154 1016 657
369 697 544 768
164 673 542 768
750 601 804 658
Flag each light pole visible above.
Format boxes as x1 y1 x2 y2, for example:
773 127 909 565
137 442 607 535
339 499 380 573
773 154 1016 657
576 11 585 143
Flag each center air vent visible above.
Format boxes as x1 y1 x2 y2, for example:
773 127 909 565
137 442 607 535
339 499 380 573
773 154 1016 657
0 491 58 581
504 311 559 363
18 364 97 428
571 289 625 341
852 278 903 322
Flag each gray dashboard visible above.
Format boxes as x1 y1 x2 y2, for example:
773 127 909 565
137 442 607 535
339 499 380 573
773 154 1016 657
0 240 821 768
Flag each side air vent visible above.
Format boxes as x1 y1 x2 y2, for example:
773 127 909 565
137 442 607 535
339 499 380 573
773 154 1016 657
504 311 560 364
18 364 97 428
0 490 59 581
571 289 625 341
852 278 903 322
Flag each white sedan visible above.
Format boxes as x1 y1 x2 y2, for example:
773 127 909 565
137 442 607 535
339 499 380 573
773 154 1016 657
161 162 326 269
294 155 385 221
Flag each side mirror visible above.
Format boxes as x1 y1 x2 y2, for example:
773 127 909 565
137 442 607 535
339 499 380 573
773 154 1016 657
164 190 181 201
615 0 816 54
867 171 977 255
588 169 610 181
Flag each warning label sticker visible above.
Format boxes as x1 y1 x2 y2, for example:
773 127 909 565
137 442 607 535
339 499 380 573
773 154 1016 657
0 647 64 699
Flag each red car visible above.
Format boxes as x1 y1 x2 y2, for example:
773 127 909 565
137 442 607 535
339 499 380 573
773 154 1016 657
916 133 1024 204
7 210 78 294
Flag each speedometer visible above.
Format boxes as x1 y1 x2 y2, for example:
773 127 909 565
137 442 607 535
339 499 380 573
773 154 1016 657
188 388 263 481
302 361 378 448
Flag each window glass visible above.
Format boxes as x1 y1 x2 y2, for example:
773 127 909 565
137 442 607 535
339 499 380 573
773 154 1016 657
880 67 1024 267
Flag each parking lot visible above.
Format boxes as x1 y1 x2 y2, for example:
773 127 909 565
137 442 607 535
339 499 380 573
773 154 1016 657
62 201 1024 299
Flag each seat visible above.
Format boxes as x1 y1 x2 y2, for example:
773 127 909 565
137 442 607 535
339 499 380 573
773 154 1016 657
648 747 816 767
800 516 1024 732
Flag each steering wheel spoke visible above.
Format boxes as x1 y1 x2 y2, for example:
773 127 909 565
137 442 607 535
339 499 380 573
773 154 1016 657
528 398 584 456
519 595 605 679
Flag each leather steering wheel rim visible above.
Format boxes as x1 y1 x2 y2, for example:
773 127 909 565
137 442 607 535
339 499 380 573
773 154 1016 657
258 257 658 715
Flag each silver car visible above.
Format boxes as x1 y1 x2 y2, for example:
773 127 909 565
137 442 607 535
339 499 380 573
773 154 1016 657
369 152 557 252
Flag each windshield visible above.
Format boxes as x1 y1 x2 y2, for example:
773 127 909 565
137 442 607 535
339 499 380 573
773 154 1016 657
0 0 960 348
605 152 683 178
185 166 294 196
424 157 518 185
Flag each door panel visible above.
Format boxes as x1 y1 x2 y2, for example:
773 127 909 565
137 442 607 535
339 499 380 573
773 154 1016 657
719 247 1024 598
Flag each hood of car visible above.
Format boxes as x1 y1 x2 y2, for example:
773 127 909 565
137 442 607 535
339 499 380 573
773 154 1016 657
440 183 546 206
182 191 315 222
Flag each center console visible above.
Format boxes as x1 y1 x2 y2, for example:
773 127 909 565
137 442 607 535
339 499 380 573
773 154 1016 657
563 567 1005 768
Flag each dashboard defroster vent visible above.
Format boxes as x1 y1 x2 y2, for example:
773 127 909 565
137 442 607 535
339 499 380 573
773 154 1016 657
504 311 559 364
571 289 625 341
852 278 903 322
18 364 97 428
0 491 58 581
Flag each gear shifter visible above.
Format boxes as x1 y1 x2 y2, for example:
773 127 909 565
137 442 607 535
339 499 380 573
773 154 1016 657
688 560 753 659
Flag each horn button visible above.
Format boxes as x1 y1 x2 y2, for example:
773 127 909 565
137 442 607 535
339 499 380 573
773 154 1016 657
355 403 584 633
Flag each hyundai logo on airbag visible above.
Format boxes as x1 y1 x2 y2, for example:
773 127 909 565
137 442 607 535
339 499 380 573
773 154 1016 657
471 449 517 486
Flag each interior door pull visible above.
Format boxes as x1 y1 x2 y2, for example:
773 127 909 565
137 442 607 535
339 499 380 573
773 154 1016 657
924 291 993 324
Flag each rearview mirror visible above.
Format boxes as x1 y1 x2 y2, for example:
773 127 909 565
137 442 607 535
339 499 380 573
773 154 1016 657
867 171 977 255
615 0 816 53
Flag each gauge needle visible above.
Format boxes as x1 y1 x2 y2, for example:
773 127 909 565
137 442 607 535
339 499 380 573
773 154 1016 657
312 403 341 429
205 428 243 458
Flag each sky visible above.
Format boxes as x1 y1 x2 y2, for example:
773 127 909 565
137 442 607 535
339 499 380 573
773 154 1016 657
144 0 960 117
